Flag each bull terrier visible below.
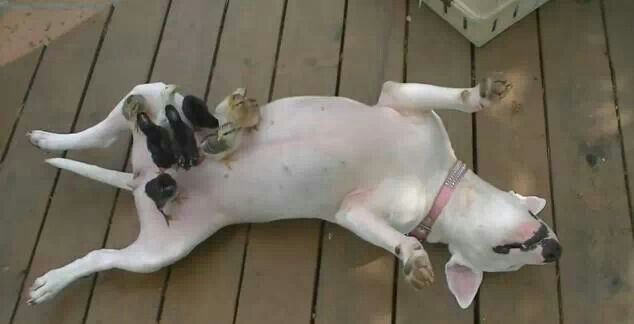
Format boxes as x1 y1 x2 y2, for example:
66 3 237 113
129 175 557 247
25 77 561 308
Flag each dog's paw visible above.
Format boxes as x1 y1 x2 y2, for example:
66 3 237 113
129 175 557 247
27 130 66 151
461 74 512 112
27 269 73 305
403 245 434 289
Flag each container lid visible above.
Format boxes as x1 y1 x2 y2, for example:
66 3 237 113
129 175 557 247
439 0 518 20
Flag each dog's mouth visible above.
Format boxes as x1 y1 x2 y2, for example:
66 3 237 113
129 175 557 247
492 223 550 255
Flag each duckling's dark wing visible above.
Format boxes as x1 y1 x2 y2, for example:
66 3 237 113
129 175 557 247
145 173 177 225
138 112 177 169
166 105 200 169
182 95 219 129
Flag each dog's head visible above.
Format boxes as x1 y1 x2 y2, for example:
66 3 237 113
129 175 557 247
432 173 561 308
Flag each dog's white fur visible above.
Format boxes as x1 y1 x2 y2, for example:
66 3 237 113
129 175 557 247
26 79 559 309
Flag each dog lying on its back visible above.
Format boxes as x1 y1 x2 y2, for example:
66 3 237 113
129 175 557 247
26 77 561 309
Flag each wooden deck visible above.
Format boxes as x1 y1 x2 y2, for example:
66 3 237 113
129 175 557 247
1 0 633 323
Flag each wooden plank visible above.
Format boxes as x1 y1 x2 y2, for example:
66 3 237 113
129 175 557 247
159 1 285 323
539 0 634 323
150 0 226 93
313 1 404 323
233 0 345 323
0 11 108 324
85 1 227 323
474 13 559 324
0 48 41 156
603 0 634 234
395 1 474 323
11 1 169 323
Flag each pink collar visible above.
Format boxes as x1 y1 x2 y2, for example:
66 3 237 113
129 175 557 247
409 160 468 242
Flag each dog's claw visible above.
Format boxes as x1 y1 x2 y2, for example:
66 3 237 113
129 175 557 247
463 75 512 113
27 130 66 151
481 74 512 102
28 269 72 305
404 251 434 289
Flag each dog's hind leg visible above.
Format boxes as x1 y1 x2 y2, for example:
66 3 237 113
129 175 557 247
376 75 511 114
26 183 225 305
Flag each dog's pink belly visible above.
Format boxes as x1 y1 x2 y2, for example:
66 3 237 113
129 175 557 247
135 97 452 224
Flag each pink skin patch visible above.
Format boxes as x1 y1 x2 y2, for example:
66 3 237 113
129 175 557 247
517 221 542 242
340 188 371 211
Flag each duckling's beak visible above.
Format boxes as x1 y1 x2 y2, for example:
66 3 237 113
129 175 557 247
233 87 246 97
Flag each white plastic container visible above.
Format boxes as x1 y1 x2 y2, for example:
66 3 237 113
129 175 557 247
419 0 550 47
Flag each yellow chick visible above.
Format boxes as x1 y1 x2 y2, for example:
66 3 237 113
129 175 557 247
201 88 260 168
215 88 260 139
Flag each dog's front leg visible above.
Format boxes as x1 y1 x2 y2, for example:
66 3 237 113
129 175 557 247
27 83 166 151
335 205 434 289
27 103 129 152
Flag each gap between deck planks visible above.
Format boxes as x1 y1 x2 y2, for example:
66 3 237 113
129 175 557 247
86 0 231 323
314 1 404 324
11 1 169 323
232 1 346 323
81 0 174 322
475 12 559 324
539 0 634 323
395 1 474 323
0 48 43 163
0 10 111 324
602 0 634 235
1 1 632 324
160 0 286 323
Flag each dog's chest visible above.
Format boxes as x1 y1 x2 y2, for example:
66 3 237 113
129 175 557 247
132 97 454 223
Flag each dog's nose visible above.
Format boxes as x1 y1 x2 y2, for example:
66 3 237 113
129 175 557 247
541 238 561 263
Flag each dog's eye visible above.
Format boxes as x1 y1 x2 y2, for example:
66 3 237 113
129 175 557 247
492 245 510 254
492 242 523 254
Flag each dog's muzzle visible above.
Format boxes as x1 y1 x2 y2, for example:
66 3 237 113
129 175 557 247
541 238 562 263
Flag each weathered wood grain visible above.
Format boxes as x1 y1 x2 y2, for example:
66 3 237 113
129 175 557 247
540 0 634 322
603 0 634 235
475 13 559 324
12 1 168 322
0 48 42 157
233 0 345 323
160 1 285 323
86 1 227 323
0 11 109 324
314 1 405 323
395 1 474 323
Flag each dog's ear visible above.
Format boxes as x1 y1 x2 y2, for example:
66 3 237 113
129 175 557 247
510 191 546 215
445 254 482 309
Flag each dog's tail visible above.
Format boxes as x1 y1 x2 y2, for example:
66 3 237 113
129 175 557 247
45 158 134 191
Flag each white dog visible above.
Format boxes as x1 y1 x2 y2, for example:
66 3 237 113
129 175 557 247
26 77 561 309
